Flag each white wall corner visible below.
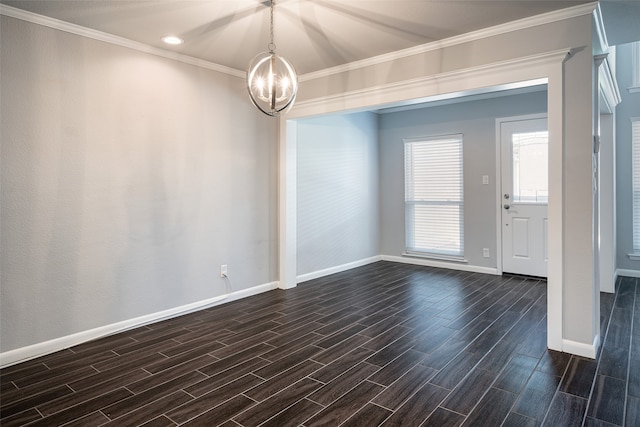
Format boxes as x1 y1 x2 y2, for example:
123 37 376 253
0 281 278 369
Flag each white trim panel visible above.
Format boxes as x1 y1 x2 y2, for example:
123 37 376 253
297 256 382 283
592 4 609 55
382 255 499 276
278 119 298 290
562 335 599 359
545 53 565 353
289 49 569 119
631 41 640 91
0 4 245 78
0 281 278 368
598 58 621 113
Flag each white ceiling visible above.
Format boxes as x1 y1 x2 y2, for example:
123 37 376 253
2 1 639 76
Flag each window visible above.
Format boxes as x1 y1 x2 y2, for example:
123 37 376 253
404 134 464 258
632 118 640 255
512 131 549 204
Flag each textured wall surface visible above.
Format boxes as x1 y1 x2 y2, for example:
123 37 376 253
296 112 379 275
1 16 277 353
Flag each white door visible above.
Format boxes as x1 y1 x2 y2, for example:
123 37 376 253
501 117 548 278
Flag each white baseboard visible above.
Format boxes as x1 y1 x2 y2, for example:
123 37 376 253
381 255 500 275
600 275 616 294
296 256 382 283
0 281 278 368
562 335 599 359
616 268 640 279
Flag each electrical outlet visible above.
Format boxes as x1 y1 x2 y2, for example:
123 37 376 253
483 248 490 258
220 264 228 277
482 175 489 185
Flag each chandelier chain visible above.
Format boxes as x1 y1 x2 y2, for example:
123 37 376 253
268 0 276 52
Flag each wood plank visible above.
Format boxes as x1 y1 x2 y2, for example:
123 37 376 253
305 381 384 427
542 392 587 427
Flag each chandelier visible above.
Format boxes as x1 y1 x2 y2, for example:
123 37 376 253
246 0 298 116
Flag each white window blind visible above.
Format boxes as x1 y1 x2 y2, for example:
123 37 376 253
404 135 464 257
633 119 640 253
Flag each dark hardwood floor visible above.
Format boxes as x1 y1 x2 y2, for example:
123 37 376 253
1 261 638 426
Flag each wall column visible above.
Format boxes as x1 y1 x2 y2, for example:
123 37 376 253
278 119 298 289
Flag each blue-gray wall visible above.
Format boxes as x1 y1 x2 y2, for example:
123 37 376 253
616 42 640 271
296 112 380 276
378 91 548 269
295 91 548 275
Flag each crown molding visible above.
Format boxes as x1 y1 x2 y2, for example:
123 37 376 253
592 3 610 55
0 4 246 78
598 57 621 114
375 83 547 115
300 1 598 82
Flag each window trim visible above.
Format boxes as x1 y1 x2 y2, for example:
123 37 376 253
630 41 640 94
403 134 465 260
631 117 640 259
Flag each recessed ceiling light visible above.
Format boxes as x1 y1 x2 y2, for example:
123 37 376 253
161 36 183 45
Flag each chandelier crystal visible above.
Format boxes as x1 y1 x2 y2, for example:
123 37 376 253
246 0 298 117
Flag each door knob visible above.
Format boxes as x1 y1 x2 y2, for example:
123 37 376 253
504 204 510 210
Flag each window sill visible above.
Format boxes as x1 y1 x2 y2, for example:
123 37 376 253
628 253 640 261
629 86 640 94
403 252 468 264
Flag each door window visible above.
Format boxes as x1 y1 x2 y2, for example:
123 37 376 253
512 131 548 204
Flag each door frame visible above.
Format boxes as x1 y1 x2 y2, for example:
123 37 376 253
279 49 572 355
494 113 549 276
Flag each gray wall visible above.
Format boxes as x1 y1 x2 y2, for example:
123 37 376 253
0 16 277 353
379 91 548 268
296 112 379 276
616 42 640 271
